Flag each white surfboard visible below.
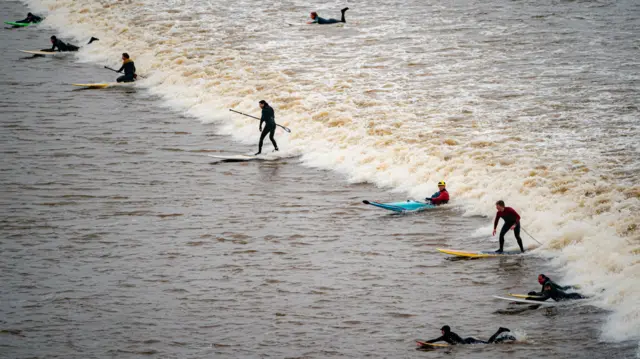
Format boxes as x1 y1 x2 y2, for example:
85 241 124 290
207 154 277 162
19 50 69 56
492 295 556 306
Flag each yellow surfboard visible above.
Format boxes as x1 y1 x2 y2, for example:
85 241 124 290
437 246 536 258
416 340 449 348
72 83 133 89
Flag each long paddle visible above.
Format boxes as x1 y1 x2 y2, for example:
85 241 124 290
104 66 144 79
229 109 292 133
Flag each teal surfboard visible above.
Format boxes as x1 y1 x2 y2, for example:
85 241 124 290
363 200 435 212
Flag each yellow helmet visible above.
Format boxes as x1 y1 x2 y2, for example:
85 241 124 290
437 181 446 186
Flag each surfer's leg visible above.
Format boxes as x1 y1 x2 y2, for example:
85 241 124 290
116 75 126 83
257 126 269 154
514 222 524 252
487 327 510 343
463 337 486 344
340 7 349 22
565 292 585 300
498 223 509 252
268 125 278 151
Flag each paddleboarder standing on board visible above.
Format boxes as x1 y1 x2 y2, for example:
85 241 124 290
255 100 279 155
425 181 449 205
307 7 349 24
492 200 525 253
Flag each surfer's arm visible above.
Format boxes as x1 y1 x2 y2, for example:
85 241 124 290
425 336 445 343
493 213 501 230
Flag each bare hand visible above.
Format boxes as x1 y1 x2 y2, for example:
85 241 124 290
492 229 496 236
510 225 515 230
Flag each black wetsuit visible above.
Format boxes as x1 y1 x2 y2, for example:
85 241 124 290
529 278 574 296
494 207 524 253
116 60 136 83
426 328 512 345
312 8 348 24
257 105 278 154
527 281 585 302
49 39 79 52
16 15 42 23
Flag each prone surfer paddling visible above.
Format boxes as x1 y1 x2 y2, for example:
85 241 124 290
115 53 137 83
526 274 585 302
422 325 514 345
15 12 42 24
492 200 525 253
255 100 279 155
425 181 449 205
44 35 99 52
307 7 349 24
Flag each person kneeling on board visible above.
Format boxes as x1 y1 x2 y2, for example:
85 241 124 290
526 274 585 302
44 35 99 52
255 100 279 155
424 325 515 345
307 7 349 24
16 12 43 24
425 181 449 205
492 200 525 254
115 53 137 83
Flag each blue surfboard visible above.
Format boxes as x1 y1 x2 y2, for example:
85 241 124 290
362 200 435 213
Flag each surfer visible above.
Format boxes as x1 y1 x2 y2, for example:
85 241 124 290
45 36 99 52
307 7 349 24
115 53 137 83
529 274 580 295
526 274 585 301
255 100 279 155
423 325 515 345
492 200 524 253
425 181 449 205
15 12 42 24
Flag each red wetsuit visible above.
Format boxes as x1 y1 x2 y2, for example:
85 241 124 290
493 207 520 229
429 189 449 205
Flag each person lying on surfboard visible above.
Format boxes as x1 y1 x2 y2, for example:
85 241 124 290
492 200 525 253
307 7 349 24
425 181 449 205
116 53 137 83
43 35 99 52
526 275 586 302
528 274 580 296
421 325 515 345
15 12 43 24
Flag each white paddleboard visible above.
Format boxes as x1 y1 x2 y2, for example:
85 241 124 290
19 50 69 56
493 295 556 306
208 154 277 162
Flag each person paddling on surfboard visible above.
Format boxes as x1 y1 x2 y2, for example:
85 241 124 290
115 53 137 83
492 200 525 254
423 325 515 345
528 274 580 296
526 274 585 302
307 8 349 24
15 12 43 24
44 35 99 52
425 181 449 205
255 100 279 155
